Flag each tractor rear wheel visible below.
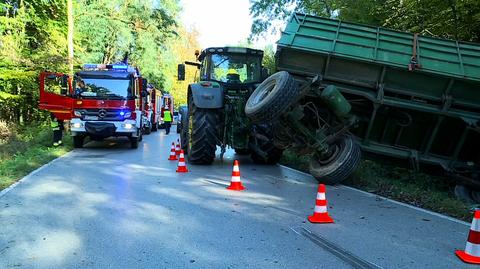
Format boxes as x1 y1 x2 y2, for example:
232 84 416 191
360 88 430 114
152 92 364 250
309 135 361 185
187 101 219 164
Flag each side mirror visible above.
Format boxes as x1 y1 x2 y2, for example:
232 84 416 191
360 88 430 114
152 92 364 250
261 67 270 80
177 64 186 81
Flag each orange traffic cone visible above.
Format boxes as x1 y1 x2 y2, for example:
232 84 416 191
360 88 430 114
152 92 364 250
226 160 245 191
456 210 480 264
308 184 334 223
176 150 188 173
175 139 181 156
168 142 177 161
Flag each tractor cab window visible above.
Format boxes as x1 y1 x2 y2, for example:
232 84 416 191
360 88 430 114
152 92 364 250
74 77 132 99
209 53 262 84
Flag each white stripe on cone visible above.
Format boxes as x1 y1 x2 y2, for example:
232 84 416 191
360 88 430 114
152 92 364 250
471 218 480 232
178 162 186 166
231 176 241 182
466 242 480 257
316 193 326 200
314 205 328 213
233 166 239 172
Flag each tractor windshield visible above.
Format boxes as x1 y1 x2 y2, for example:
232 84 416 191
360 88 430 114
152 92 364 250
209 53 262 83
75 78 132 99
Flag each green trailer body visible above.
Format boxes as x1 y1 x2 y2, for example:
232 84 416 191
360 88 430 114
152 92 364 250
276 13 480 185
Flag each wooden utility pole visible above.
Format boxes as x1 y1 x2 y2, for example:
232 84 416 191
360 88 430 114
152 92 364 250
67 0 74 75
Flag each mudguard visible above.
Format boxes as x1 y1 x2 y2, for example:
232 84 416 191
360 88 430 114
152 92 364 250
189 82 224 109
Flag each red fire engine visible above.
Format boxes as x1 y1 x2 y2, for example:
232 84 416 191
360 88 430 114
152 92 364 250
39 63 149 149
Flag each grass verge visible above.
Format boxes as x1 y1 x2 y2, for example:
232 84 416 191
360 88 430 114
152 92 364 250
0 123 72 191
280 149 472 222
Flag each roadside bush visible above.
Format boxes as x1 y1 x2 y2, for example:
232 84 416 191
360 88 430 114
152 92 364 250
0 120 12 142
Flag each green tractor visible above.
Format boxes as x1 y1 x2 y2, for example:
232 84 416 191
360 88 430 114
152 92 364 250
177 47 282 164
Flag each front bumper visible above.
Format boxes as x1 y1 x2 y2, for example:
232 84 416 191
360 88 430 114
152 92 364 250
70 118 138 137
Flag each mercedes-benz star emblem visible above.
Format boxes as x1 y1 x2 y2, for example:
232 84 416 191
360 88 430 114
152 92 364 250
98 109 107 118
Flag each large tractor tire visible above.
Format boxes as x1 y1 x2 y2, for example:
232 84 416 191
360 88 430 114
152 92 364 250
309 135 361 185
245 71 299 123
187 102 219 164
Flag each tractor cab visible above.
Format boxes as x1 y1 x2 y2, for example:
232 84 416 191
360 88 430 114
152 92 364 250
195 47 265 85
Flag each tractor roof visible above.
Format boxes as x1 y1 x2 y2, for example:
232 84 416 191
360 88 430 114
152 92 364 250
198 47 263 61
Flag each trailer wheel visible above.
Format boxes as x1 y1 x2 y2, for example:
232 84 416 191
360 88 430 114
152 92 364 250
187 99 219 164
73 136 84 148
309 136 361 185
245 71 298 123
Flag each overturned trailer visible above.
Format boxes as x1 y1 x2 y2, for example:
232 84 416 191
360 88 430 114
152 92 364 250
246 13 480 198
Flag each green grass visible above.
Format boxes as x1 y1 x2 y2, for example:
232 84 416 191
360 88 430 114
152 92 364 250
280 149 472 222
0 124 72 191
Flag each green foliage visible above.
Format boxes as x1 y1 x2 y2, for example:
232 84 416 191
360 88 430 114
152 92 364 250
0 123 73 190
250 0 480 42
0 0 197 124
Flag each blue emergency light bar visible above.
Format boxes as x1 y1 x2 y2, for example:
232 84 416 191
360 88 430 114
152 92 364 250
82 63 132 72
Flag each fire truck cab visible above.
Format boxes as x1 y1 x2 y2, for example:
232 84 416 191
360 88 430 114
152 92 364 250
39 63 148 149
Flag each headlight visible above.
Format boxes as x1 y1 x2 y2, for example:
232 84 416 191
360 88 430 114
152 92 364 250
123 123 133 129
72 123 83 128
74 110 82 117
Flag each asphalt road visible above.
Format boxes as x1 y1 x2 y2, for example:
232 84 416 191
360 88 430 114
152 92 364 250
0 127 476 269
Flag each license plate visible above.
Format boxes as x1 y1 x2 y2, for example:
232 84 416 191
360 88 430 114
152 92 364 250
84 116 98 120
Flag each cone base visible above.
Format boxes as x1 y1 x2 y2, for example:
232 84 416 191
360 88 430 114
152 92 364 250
168 156 178 161
227 182 245 191
176 167 188 173
455 250 480 264
308 213 334 223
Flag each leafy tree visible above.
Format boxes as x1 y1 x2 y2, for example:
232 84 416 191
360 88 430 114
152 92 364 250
249 0 480 42
0 0 196 123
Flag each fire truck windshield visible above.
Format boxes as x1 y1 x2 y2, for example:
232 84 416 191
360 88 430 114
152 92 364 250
75 78 131 99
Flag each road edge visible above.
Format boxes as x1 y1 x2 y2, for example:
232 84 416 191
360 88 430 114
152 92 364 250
277 164 470 226
0 150 75 199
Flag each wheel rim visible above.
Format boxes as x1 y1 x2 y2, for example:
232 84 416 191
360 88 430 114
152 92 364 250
318 144 341 165
249 80 276 106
